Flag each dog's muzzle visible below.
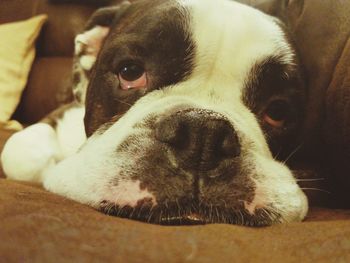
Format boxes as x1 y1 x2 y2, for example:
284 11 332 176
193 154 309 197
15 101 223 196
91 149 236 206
100 108 254 226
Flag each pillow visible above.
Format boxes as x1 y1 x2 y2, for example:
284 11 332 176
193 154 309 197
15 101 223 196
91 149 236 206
0 15 48 130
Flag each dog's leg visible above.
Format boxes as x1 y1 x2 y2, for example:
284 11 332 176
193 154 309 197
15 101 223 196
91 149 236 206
1 123 62 183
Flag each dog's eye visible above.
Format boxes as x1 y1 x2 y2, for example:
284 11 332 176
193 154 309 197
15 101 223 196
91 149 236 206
118 63 147 90
263 99 290 128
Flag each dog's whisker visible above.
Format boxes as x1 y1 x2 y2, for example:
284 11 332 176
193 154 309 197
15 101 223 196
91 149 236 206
282 142 304 164
238 210 244 225
273 147 283 160
301 187 331 194
296 178 325 182
137 202 146 219
215 207 220 221
129 207 136 219
113 98 133 107
105 203 114 215
263 208 274 223
176 198 184 220
147 209 155 223
158 209 163 224
116 205 123 217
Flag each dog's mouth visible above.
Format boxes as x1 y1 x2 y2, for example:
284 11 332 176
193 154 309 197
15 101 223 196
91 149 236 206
159 213 206 225
99 200 281 226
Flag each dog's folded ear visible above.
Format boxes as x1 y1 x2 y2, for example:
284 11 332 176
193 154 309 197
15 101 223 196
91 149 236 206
72 1 131 104
75 2 131 71
84 3 131 30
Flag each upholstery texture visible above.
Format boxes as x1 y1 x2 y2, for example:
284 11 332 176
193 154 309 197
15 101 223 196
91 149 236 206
325 38 350 206
0 180 350 263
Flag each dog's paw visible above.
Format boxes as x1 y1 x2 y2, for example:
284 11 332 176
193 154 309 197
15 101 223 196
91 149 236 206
1 123 62 183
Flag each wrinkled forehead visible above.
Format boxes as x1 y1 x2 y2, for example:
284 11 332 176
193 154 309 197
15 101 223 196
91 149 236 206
109 0 293 83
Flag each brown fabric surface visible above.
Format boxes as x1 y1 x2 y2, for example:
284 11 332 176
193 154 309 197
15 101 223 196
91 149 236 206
13 57 74 124
0 179 350 263
326 38 350 147
293 0 350 164
324 37 350 205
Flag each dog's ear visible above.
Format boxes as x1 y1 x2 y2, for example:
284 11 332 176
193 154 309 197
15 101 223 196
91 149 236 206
72 1 131 103
76 2 131 68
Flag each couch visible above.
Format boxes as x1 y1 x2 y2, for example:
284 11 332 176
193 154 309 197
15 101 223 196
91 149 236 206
1 0 350 262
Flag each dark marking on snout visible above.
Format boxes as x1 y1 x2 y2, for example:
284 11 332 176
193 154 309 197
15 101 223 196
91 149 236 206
107 108 257 225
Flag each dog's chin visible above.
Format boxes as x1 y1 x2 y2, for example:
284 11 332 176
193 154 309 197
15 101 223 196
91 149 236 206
99 200 281 227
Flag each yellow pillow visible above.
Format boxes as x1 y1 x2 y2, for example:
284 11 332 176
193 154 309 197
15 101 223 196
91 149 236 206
0 15 48 129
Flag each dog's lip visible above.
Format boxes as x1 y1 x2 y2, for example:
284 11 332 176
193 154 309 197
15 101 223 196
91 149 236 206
159 213 206 225
99 200 280 226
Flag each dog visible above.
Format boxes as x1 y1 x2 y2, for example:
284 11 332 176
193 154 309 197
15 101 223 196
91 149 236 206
1 0 309 226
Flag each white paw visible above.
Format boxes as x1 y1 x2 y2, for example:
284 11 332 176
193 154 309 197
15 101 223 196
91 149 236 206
1 123 62 183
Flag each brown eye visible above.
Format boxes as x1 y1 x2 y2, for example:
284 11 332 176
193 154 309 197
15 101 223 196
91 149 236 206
263 99 290 128
118 63 147 90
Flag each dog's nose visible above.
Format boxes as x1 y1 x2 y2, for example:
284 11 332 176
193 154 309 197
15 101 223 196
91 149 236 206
155 109 240 171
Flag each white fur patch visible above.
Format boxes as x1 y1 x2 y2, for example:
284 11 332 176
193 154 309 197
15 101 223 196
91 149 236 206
243 153 308 222
79 55 96 71
244 186 267 215
75 26 110 71
1 123 61 183
103 180 157 208
55 106 86 157
43 133 147 207
1 107 86 184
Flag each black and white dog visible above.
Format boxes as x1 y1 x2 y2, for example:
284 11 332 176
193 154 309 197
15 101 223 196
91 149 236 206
1 0 309 226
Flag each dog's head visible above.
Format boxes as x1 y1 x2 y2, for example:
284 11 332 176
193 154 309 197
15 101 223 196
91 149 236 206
46 0 308 226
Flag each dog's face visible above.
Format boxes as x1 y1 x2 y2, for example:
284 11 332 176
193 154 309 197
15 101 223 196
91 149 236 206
45 0 308 226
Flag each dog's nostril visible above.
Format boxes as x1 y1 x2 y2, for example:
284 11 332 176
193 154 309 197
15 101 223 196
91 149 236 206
220 129 241 158
155 117 189 149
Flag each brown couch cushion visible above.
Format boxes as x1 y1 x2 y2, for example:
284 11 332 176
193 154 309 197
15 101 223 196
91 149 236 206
324 38 350 205
0 15 47 125
0 0 99 124
1 179 350 262
14 57 74 123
